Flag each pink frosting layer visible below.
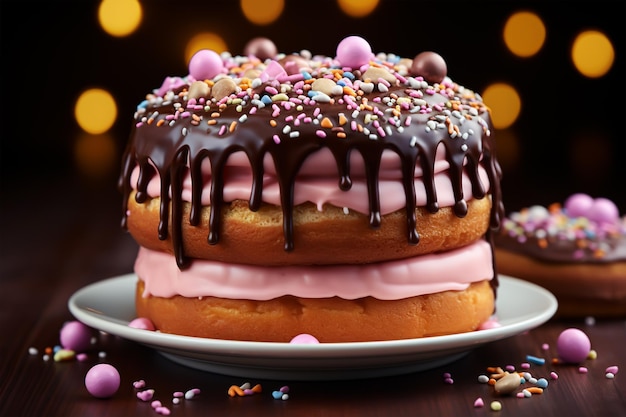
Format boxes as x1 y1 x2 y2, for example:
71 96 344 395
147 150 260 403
131 145 490 215
135 240 493 301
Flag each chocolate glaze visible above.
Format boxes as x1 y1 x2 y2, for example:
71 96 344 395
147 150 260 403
119 53 504 288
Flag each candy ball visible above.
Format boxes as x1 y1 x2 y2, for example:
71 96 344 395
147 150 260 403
85 364 120 398
128 317 156 331
410 51 447 84
188 49 223 81
60 321 93 352
278 55 310 75
290 333 320 344
557 328 591 363
336 36 372 69
587 198 619 225
564 193 594 218
244 37 277 61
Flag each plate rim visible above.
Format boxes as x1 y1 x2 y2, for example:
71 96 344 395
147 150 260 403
68 273 557 360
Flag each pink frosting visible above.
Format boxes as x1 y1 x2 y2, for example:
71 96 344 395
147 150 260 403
130 145 490 215
135 240 493 301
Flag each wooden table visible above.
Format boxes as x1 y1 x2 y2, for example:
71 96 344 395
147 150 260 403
1 176 624 417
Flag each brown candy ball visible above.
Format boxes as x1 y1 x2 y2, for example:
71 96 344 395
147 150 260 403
244 37 277 61
410 52 447 84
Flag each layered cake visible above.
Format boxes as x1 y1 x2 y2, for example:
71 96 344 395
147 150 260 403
118 35 504 342
495 193 626 317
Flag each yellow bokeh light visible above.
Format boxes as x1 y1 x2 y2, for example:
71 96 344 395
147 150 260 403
337 0 379 18
74 133 117 179
240 0 284 25
98 0 142 37
503 11 546 57
571 30 614 78
185 33 228 66
482 83 521 130
74 88 117 134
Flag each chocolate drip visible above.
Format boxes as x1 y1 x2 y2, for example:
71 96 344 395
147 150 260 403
120 81 503 271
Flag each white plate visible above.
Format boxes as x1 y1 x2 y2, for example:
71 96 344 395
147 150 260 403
68 274 557 381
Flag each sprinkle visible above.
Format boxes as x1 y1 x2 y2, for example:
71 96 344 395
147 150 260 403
473 397 484 408
490 401 502 411
526 387 544 395
28 347 38 355
578 366 588 373
526 355 546 365
477 374 490 383
605 365 619 375
541 343 550 350
137 389 155 401
133 380 146 389
606 372 616 379
228 385 245 397
550 371 559 380
587 349 597 360
53 349 76 362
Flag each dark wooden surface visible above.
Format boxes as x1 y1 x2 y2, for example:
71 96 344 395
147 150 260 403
1 176 625 417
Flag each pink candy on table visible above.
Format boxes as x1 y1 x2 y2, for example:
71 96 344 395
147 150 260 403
85 363 120 398
557 328 591 363
60 320 94 352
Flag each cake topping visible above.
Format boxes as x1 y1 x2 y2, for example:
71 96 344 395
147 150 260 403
188 49 224 81
119 35 502 268
497 193 626 263
335 35 374 69
243 37 277 61
410 51 448 84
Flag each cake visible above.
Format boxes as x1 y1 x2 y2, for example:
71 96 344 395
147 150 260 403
495 193 626 317
118 35 503 342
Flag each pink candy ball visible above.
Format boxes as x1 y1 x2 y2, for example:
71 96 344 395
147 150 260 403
336 36 372 69
587 198 619 224
290 333 320 344
564 193 594 218
128 317 156 331
60 321 93 352
188 49 223 81
557 328 591 363
85 363 120 398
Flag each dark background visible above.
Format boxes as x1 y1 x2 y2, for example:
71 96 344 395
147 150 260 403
2 0 625 214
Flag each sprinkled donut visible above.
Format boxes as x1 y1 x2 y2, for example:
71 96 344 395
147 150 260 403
494 193 626 317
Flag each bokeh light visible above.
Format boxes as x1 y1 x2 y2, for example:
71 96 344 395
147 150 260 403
337 0 379 18
503 11 546 57
98 0 142 37
482 83 522 130
185 33 228 66
240 0 284 25
571 30 614 78
74 133 117 179
74 88 118 134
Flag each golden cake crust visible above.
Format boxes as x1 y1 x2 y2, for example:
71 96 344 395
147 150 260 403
126 192 492 266
135 279 495 342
